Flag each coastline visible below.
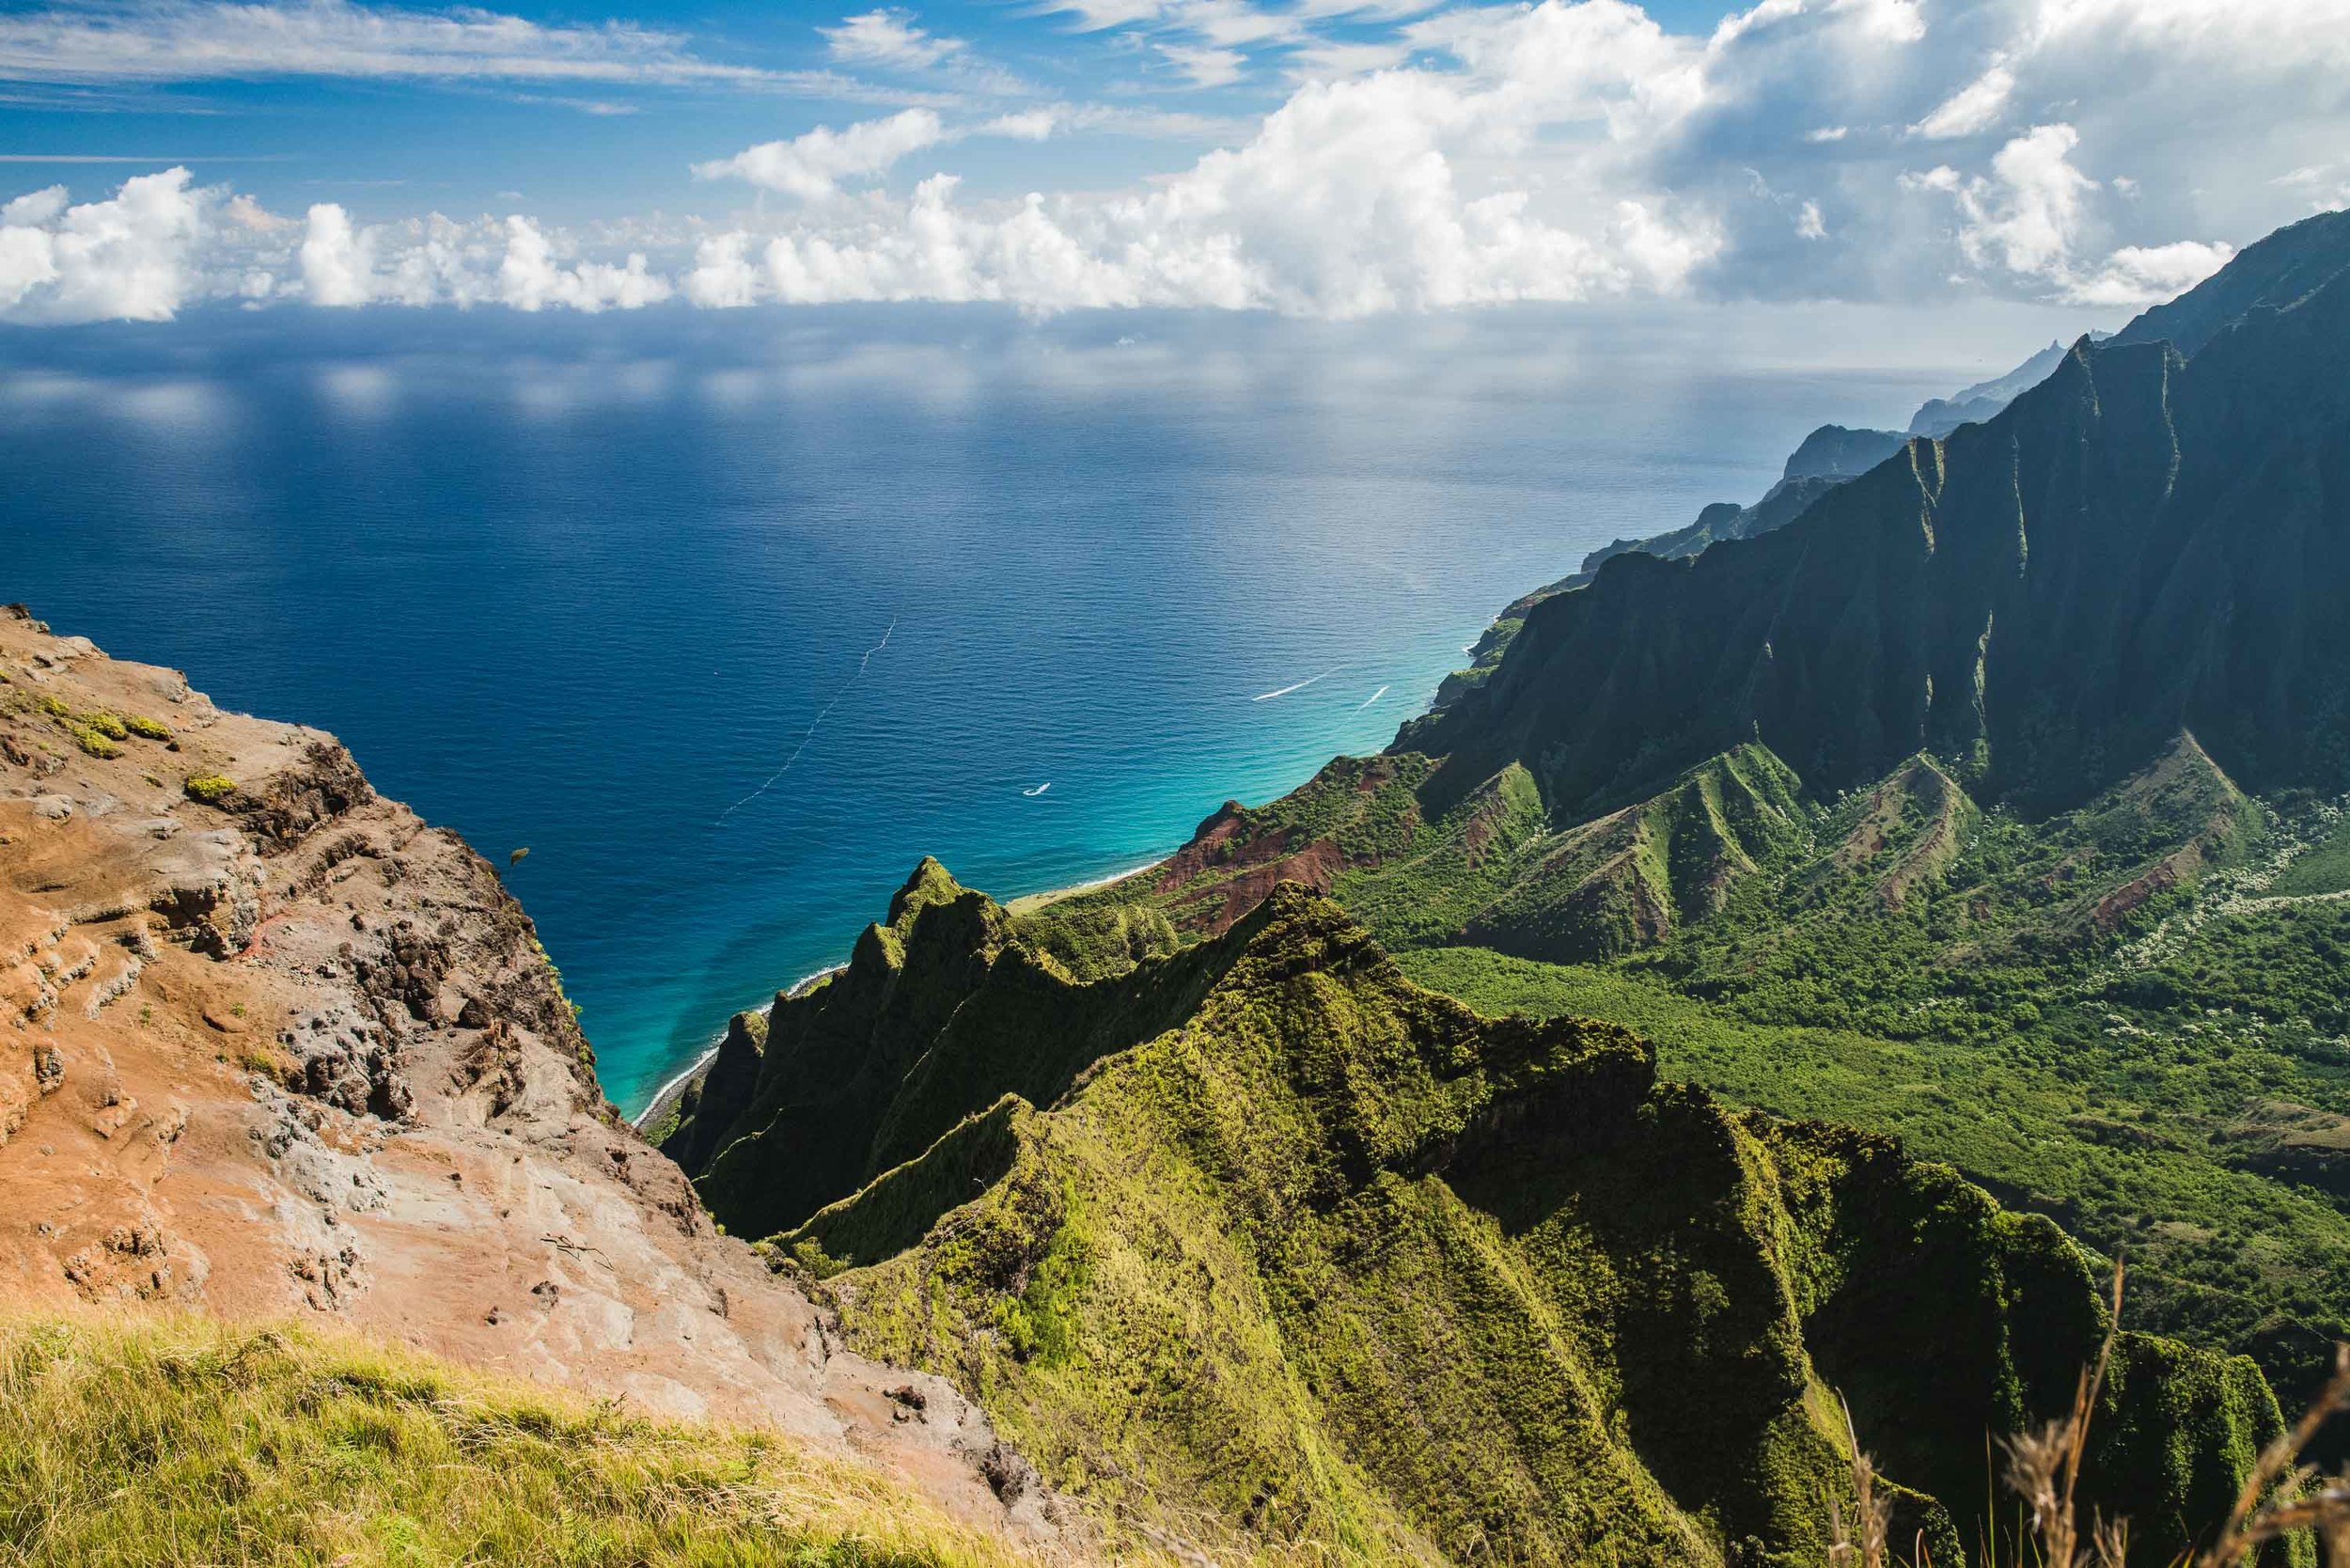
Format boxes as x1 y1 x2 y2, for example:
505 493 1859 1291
629 962 845 1133
1002 855 1167 915
629 853 1170 1133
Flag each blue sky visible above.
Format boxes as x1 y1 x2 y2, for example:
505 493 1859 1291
0 0 1745 216
2 0 2347 321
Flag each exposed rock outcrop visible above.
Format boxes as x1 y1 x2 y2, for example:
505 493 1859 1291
0 606 1073 1555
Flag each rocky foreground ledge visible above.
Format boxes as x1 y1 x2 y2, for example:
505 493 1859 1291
0 604 1071 1554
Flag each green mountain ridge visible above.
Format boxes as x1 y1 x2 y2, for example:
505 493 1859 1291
1439 342 2082 702
1415 210 2350 822
990 213 2350 1402
675 870 2293 1567
666 209 2350 1565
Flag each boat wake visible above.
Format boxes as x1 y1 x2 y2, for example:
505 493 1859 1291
718 617 898 823
1354 684 1389 711
1025 782 1051 796
1252 666 1339 702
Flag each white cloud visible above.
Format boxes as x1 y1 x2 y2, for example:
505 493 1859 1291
1952 122 2094 275
0 0 2326 322
2061 238 2232 306
299 201 373 304
225 192 291 231
2016 0 2350 82
1171 0 1304 48
378 212 496 306
693 109 948 200
980 108 1060 141
0 166 208 320
0 0 773 86
497 215 670 311
683 230 760 307
1159 42 1245 87
1841 0 1924 45
1045 0 1167 28
820 9 964 71
1036 0 1329 89
0 222 59 308
1912 63 2013 139
1902 123 2233 305
1285 39 1413 80
682 8 1722 319
2 184 68 227
2272 164 2350 212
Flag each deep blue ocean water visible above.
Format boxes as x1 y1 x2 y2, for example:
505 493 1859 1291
2 305 2011 1114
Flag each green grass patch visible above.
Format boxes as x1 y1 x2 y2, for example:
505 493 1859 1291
2270 814 2350 896
0 1315 1032 1568
64 723 121 759
1394 945 2350 1372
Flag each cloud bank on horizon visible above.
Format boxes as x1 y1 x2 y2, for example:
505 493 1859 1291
1 0 2345 323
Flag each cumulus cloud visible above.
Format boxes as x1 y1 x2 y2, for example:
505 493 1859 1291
2062 238 2235 306
979 108 1059 141
693 109 947 200
1947 122 2095 275
0 166 211 320
820 9 963 71
1 0 2331 322
300 202 373 305
1911 63 2013 139
2 184 69 227
1903 124 2232 304
680 5 1721 318
683 231 760 308
496 214 670 311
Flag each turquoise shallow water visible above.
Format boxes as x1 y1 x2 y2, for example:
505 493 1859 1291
2 306 1978 1114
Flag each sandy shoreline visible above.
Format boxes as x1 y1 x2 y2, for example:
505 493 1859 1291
630 854 1169 1132
1002 856 1167 915
629 962 845 1132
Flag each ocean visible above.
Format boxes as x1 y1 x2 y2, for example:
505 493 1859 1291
2 302 2059 1113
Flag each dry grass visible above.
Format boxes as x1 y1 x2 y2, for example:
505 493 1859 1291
1829 1396 1891 1568
0 1314 1040 1568
1838 1259 2350 1568
2193 1346 2350 1567
1994 1262 2131 1568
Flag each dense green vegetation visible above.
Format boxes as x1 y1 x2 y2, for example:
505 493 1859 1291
1394 944 2350 1379
741 886 2290 1568
1032 739 2350 1408
674 732 2350 1558
1408 217 2350 820
0 1316 1027 1568
667 210 2350 1567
